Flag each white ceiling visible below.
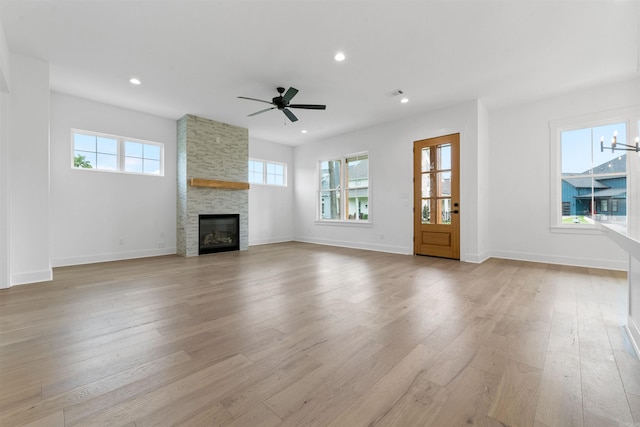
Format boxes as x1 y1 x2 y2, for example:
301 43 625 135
1 0 639 145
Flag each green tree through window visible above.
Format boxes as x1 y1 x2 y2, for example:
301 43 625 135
74 154 93 168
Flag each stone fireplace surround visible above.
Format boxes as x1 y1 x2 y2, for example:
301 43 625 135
176 114 249 256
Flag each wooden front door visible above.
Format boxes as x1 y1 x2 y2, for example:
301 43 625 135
413 133 460 259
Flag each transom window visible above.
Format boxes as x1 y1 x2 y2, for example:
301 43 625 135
248 159 287 186
319 153 369 221
72 129 163 176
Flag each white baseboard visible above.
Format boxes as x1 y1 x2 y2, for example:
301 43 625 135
50 247 177 268
490 249 628 271
294 236 411 255
626 316 640 359
248 236 295 246
462 251 491 264
10 268 53 286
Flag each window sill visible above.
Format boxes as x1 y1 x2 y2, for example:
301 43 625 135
550 225 603 235
315 220 373 227
248 182 287 188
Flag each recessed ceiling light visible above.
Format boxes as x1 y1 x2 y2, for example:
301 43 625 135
129 77 141 85
400 97 409 103
334 52 346 62
301 130 308 134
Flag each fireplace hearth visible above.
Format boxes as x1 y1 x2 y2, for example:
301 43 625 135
199 214 240 255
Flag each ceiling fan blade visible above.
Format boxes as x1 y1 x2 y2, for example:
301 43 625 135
248 107 276 117
282 87 299 103
289 104 326 110
238 96 273 105
283 108 298 122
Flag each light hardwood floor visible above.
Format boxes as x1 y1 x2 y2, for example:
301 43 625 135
1 242 639 427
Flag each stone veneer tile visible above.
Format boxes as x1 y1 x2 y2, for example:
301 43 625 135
177 115 248 256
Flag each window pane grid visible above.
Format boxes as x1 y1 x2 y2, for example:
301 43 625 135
320 154 369 221
560 121 627 227
72 130 163 176
248 159 286 186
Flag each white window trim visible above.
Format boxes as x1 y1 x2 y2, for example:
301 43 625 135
248 158 287 187
317 151 370 223
71 129 164 176
549 105 640 234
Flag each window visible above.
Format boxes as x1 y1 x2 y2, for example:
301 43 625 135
248 160 264 184
248 159 286 186
266 162 285 185
551 106 640 231
124 140 162 174
560 122 627 226
319 153 369 221
73 133 117 171
72 129 163 176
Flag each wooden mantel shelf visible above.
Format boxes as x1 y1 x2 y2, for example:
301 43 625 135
189 178 250 190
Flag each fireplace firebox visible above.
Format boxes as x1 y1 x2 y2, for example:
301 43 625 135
199 214 240 255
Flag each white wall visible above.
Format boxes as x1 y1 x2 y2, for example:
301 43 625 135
476 101 491 261
0 18 10 289
489 78 640 270
50 92 177 266
293 100 488 262
9 54 51 285
0 17 9 93
248 137 295 245
0 91 8 289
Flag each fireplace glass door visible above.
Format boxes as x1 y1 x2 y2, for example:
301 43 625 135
199 214 240 254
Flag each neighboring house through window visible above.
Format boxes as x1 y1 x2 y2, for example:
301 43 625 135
319 153 369 221
551 106 640 230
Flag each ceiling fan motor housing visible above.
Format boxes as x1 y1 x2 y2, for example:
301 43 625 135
272 96 286 109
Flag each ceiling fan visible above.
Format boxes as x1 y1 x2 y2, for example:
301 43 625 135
238 86 326 122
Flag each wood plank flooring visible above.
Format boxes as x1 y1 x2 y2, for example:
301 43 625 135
1 242 638 426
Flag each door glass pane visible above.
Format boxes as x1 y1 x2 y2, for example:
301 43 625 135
438 144 451 170
440 198 452 224
421 199 431 224
422 173 431 198
421 147 431 172
438 171 451 197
